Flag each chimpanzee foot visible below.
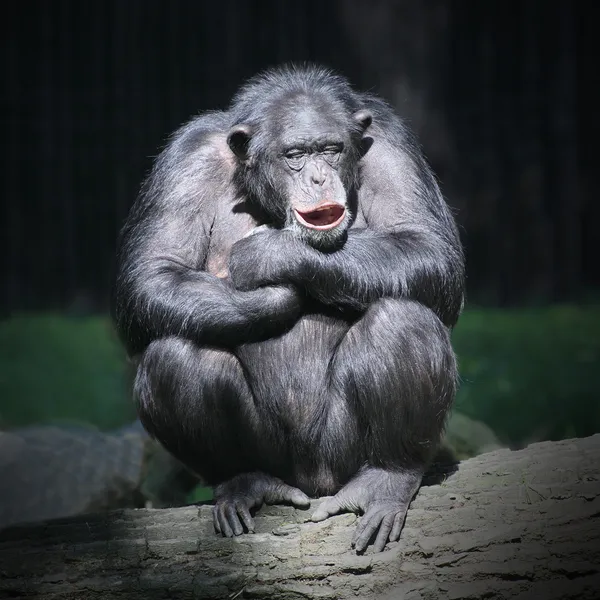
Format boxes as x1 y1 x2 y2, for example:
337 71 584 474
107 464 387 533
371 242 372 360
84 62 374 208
311 467 422 553
212 472 310 537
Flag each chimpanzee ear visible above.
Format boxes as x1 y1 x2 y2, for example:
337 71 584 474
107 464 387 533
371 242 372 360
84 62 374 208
227 124 253 160
352 109 373 132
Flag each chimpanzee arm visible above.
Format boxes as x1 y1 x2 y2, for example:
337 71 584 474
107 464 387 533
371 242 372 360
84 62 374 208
301 227 463 326
112 114 302 356
228 105 464 328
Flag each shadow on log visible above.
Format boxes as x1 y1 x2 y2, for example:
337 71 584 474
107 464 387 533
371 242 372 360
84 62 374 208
1 435 599 599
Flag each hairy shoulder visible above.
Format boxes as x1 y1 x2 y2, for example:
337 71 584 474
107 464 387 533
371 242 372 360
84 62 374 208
142 111 237 211
162 112 235 176
359 95 423 168
355 95 447 228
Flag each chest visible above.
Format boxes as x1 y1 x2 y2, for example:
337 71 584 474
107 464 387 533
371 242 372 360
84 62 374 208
204 200 258 278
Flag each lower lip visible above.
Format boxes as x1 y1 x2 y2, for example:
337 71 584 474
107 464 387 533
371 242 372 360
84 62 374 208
293 207 346 231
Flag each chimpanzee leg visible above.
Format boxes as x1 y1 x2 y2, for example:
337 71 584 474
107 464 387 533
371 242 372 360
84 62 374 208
134 336 309 537
312 298 457 552
135 336 255 481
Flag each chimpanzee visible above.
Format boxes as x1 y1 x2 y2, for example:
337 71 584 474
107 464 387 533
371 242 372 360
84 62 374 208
111 64 465 553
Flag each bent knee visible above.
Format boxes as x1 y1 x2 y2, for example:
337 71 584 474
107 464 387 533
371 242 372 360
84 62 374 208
140 336 196 370
139 336 239 375
135 337 243 407
355 299 457 382
364 298 450 343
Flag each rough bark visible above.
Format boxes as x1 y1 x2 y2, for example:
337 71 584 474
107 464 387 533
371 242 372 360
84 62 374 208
1 435 599 600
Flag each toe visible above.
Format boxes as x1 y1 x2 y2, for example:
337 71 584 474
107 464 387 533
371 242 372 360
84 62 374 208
311 497 342 522
352 509 384 553
235 500 256 533
212 506 221 534
225 503 244 536
264 482 311 507
373 512 396 552
288 488 311 508
216 504 234 537
389 510 407 542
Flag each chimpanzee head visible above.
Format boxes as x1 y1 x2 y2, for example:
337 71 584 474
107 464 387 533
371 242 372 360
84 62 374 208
227 68 372 249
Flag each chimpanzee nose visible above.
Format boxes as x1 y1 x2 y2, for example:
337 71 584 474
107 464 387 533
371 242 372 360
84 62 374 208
311 165 327 186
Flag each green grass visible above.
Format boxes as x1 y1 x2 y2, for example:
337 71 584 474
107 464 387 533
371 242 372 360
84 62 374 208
0 314 135 430
452 305 600 446
0 306 598 449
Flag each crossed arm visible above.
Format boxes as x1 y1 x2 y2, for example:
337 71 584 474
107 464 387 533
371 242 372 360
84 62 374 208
114 201 464 357
113 115 464 356
228 224 465 328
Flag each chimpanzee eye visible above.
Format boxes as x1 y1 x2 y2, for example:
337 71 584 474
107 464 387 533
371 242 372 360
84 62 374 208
285 149 305 160
323 145 342 155
322 144 343 165
284 149 306 171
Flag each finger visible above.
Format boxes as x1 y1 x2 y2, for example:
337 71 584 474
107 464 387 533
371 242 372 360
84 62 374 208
311 497 342 522
217 505 234 538
235 501 255 533
213 505 221 534
353 510 385 553
390 510 407 542
225 503 244 536
373 513 396 552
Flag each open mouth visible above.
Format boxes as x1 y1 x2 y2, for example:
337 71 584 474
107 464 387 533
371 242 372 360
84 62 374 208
293 203 346 230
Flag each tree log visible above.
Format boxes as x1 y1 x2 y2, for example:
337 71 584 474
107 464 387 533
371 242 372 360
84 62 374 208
1 435 599 600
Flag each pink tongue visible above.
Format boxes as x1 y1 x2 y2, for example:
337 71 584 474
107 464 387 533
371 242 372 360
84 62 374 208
308 208 337 225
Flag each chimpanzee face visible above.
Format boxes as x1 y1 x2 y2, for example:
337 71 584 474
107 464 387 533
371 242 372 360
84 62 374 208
227 92 371 249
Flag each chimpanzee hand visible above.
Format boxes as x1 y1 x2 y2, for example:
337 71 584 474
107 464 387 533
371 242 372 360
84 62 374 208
226 226 307 329
228 226 298 292
213 472 310 537
242 224 275 239
311 467 422 553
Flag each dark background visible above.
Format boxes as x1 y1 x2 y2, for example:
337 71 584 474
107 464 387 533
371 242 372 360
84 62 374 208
3 0 594 313
1 0 597 452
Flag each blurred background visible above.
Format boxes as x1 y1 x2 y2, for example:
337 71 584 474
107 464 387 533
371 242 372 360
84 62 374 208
1 0 597 527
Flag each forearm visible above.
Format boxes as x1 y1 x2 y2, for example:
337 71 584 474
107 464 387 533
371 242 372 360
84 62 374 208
113 259 299 354
293 229 464 326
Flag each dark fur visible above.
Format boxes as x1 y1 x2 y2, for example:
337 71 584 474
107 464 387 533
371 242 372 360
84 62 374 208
112 65 465 552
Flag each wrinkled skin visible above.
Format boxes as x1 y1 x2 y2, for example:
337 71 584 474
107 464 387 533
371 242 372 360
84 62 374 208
214 466 421 554
212 472 310 537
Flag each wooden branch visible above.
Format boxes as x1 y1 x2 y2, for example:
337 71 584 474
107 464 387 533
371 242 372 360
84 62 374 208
1 435 599 599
